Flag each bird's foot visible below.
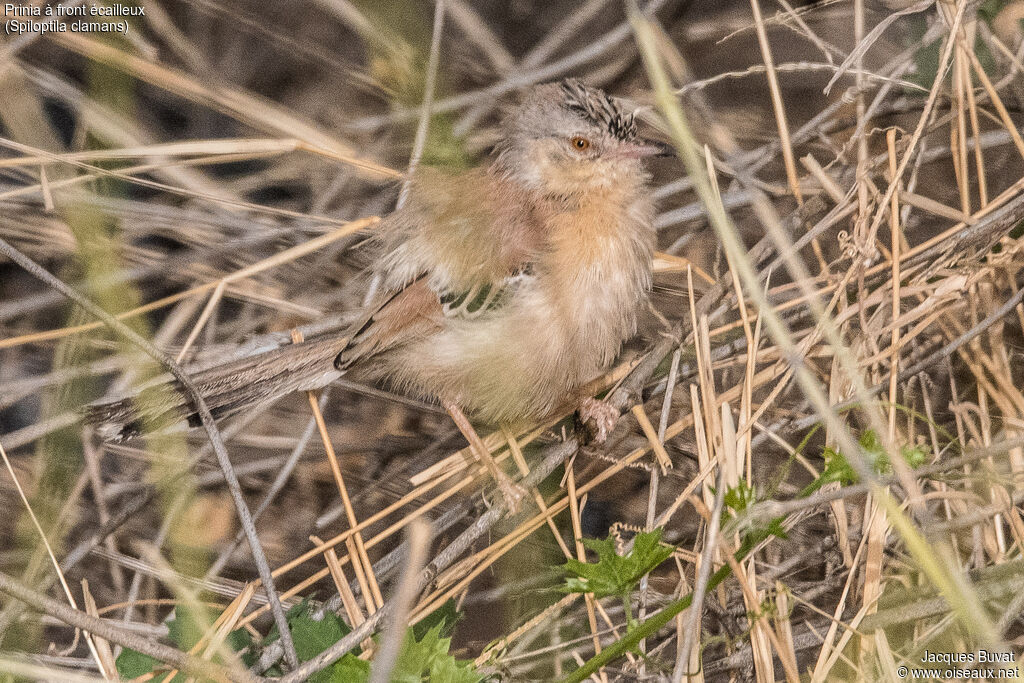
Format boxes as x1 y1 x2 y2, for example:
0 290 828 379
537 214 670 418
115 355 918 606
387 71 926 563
493 473 527 515
577 397 619 445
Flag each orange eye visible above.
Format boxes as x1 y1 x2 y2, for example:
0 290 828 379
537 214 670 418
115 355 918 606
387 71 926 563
570 136 591 151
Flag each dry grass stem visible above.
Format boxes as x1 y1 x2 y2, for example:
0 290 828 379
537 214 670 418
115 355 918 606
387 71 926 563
5 1 1024 680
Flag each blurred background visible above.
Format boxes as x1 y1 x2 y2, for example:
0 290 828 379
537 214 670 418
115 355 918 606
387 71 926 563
2 0 1024 680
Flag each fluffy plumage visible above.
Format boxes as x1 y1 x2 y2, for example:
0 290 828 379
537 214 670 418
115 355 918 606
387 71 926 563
87 79 663 440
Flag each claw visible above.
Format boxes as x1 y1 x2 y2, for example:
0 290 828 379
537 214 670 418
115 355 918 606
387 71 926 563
578 397 619 444
495 478 527 514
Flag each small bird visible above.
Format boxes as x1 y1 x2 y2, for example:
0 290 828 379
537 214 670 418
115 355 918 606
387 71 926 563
88 79 668 509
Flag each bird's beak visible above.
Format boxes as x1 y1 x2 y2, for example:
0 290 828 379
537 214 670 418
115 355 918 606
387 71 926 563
621 138 675 158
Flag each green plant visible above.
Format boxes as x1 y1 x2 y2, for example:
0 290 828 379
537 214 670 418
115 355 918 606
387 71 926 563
562 528 675 629
117 599 481 682
801 428 929 497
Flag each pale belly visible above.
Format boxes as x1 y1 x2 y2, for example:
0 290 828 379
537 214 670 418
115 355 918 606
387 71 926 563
381 277 643 424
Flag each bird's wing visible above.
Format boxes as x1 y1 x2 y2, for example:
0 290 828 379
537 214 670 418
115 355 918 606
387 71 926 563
334 166 545 371
335 277 441 370
371 166 548 294
334 266 535 371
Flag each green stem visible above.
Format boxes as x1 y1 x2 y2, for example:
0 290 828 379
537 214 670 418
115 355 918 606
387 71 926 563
561 564 734 683
622 591 635 631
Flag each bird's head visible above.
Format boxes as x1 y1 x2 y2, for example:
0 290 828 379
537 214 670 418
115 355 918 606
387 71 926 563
494 79 669 198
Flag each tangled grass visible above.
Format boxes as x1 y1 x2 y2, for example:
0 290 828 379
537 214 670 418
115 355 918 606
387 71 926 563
2 0 1024 680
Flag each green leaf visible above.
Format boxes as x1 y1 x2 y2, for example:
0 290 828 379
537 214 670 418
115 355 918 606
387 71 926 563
115 647 160 679
722 480 757 517
719 481 788 549
907 27 942 92
287 601 353 663
260 600 358 680
116 605 256 681
322 653 371 682
263 606 478 682
801 429 929 497
558 561 739 683
226 627 257 667
392 623 482 683
263 599 355 662
291 611 350 664
430 652 486 683
562 529 675 599
167 605 204 651
392 624 443 682
412 598 461 640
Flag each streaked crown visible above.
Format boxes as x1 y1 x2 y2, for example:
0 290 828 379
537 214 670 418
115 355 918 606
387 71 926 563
557 79 638 142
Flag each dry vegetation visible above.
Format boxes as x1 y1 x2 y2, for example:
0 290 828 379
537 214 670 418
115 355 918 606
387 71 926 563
3 0 1024 681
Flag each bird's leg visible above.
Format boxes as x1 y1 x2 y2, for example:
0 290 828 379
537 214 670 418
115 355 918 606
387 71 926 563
577 396 619 444
444 401 525 513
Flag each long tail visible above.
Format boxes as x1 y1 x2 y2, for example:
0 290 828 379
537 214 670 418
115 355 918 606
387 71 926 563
86 335 348 441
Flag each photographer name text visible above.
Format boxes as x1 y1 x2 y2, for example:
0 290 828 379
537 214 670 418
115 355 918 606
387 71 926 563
896 649 1020 679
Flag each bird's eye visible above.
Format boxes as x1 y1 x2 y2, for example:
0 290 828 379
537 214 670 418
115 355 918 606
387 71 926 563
570 136 591 151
